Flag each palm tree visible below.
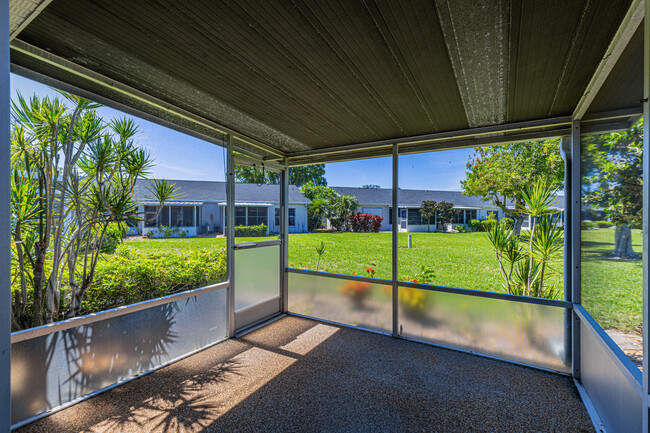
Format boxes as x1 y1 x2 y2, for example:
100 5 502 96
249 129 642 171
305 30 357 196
10 92 178 328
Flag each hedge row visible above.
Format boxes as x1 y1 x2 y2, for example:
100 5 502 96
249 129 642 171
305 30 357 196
81 244 226 314
234 224 267 237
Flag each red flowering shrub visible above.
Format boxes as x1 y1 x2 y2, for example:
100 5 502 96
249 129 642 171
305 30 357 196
369 215 383 233
339 281 372 301
348 212 383 233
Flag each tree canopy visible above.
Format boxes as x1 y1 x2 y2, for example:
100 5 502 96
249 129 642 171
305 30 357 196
10 92 176 328
462 140 564 225
235 164 326 187
582 119 643 258
418 200 437 232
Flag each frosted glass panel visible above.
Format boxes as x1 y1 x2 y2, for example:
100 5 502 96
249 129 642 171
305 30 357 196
580 318 641 433
235 245 280 310
289 273 392 333
11 288 228 426
398 287 570 372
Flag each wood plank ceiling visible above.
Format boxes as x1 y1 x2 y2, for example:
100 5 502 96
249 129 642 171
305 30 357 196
10 0 639 157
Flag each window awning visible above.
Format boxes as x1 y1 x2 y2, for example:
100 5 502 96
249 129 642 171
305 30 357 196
141 201 204 206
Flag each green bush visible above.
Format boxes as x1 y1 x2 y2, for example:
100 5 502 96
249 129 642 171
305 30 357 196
82 244 226 314
234 224 267 237
499 217 514 230
455 225 468 233
596 220 613 228
469 219 482 231
582 221 599 229
101 222 126 253
480 219 497 232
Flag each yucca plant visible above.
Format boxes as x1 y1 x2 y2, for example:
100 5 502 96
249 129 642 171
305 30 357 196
10 92 180 328
486 181 562 298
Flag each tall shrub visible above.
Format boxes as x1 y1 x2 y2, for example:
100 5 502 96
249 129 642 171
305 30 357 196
10 93 178 329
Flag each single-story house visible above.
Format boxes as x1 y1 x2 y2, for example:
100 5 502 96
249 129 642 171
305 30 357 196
332 187 565 232
130 179 311 237
512 195 566 230
131 180 565 236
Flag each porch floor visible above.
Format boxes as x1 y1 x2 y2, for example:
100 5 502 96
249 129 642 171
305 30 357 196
17 316 594 433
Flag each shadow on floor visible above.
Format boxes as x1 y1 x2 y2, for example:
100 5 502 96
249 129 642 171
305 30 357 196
16 316 595 433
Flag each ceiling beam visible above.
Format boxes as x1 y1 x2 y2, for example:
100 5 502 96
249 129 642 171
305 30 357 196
278 115 574 163
286 106 642 166
10 39 287 159
573 0 644 120
9 0 52 41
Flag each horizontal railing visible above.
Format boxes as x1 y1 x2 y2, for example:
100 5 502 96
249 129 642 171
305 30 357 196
286 268 572 309
11 281 230 343
234 239 281 249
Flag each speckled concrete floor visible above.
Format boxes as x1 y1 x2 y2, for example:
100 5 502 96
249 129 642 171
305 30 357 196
16 316 595 433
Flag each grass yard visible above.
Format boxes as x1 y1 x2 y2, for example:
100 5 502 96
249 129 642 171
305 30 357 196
287 232 565 294
581 229 643 332
121 228 642 333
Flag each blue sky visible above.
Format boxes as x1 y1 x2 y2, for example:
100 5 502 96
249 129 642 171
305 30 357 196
11 73 472 190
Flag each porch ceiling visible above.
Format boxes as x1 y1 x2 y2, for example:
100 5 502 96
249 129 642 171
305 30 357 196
9 0 643 162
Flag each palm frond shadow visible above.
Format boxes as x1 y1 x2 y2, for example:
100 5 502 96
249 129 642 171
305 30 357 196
97 358 244 433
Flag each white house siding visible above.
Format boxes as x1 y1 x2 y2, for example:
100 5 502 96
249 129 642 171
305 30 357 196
359 206 391 231
221 204 309 234
201 203 221 233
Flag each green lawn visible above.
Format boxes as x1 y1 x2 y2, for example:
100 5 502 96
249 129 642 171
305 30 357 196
581 229 643 332
122 228 642 332
287 232 564 294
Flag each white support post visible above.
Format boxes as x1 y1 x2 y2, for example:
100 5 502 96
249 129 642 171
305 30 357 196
280 161 289 312
392 144 399 337
642 1 650 430
226 134 235 337
0 0 10 427
571 120 581 381
561 135 573 370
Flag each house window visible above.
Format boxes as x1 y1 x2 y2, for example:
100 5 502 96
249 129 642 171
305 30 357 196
144 206 158 227
158 206 169 226
289 208 296 226
453 210 465 224
408 208 425 225
235 207 246 226
275 208 280 226
171 206 194 227
466 209 477 221
388 207 392 225
248 207 268 226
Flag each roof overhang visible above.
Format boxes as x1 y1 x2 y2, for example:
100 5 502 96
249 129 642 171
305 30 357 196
140 201 204 206
8 0 645 165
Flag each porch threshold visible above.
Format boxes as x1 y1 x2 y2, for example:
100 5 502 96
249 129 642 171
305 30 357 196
15 316 594 433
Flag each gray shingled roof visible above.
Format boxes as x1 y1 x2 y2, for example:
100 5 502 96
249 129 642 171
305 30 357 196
134 179 310 204
332 186 500 208
333 186 564 210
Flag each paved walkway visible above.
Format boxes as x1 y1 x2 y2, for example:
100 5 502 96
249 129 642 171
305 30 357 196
17 316 594 433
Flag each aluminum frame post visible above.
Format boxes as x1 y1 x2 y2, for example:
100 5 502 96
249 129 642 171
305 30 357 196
226 134 235 337
392 143 399 337
280 161 289 312
561 135 573 370
642 0 650 433
0 0 10 427
570 120 581 380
